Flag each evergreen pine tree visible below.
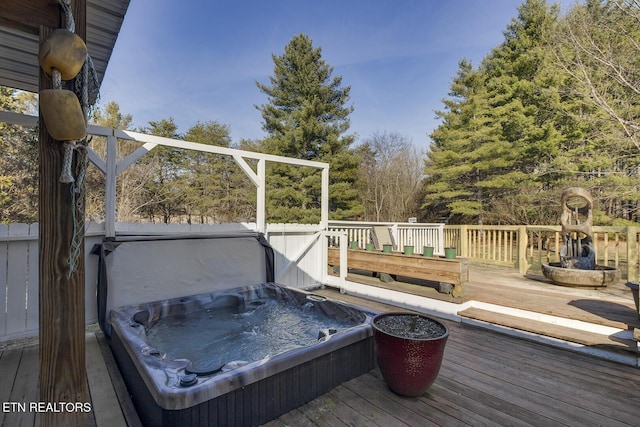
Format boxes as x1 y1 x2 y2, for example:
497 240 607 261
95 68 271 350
139 118 185 223
424 0 570 224
256 33 361 223
183 121 256 223
425 59 499 223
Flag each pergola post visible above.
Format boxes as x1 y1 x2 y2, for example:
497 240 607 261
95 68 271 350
38 1 88 425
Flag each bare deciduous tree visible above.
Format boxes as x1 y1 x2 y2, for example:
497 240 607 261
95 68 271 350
552 0 640 149
357 132 424 222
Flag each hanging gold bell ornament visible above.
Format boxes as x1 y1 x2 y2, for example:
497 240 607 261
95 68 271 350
38 29 87 81
39 89 87 141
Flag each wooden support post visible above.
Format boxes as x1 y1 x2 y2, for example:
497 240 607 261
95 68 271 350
627 226 639 284
38 1 88 426
517 225 529 274
459 225 469 257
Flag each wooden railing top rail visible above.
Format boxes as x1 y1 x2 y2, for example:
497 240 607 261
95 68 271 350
329 220 444 229
446 224 631 233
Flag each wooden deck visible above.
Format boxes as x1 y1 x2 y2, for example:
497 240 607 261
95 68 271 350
0 329 142 427
267 299 640 427
1 265 640 426
333 262 640 361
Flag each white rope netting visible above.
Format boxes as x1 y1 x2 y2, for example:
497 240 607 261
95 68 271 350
54 0 100 276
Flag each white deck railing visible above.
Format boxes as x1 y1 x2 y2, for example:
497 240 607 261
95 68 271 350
0 223 104 342
328 221 445 255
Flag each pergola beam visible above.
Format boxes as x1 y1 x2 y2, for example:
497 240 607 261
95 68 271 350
0 0 60 35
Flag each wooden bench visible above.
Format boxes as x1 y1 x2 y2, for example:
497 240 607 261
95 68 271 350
327 248 468 297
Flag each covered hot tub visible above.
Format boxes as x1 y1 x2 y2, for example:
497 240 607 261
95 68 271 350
95 232 374 426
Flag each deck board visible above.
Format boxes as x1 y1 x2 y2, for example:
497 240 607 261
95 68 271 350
458 306 636 353
0 347 22 426
94 331 143 427
85 333 127 426
350 371 469 427
4 345 38 427
0 334 142 427
427 377 535 427
443 339 635 426
325 386 396 427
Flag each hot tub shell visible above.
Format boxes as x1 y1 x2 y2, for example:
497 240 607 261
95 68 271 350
95 233 375 426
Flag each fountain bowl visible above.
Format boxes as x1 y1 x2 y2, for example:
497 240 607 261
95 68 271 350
542 262 620 288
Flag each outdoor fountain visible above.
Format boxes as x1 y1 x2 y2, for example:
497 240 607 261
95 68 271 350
541 187 620 288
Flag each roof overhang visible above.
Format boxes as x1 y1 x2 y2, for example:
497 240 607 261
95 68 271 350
0 0 130 93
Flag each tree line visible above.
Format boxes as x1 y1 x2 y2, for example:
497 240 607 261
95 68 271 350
425 0 640 226
1 0 639 226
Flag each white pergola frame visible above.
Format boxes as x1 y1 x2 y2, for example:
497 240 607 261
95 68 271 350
0 110 330 237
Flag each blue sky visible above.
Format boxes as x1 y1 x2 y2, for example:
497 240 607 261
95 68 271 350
99 0 571 151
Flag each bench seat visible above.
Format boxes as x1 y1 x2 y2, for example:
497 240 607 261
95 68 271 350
327 247 468 297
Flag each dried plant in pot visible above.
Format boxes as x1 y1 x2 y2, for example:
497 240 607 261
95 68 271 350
372 312 449 397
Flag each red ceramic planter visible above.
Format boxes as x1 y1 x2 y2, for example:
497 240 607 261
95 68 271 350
372 312 449 397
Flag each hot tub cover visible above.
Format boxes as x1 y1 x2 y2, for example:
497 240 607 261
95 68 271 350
93 231 274 335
